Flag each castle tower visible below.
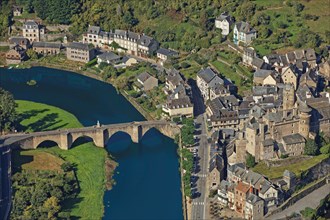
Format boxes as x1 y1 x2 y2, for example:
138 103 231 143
283 84 295 110
298 102 312 139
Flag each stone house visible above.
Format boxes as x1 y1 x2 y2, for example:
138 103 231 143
258 181 279 211
12 5 23 16
281 133 306 156
319 59 330 85
136 72 158 91
243 47 256 66
97 51 121 65
251 57 269 70
22 20 45 42
209 154 225 189
253 70 277 86
162 97 193 118
66 42 95 63
32 42 62 55
164 69 184 94
307 96 330 137
137 34 159 57
244 193 264 220
215 12 233 36
233 21 257 46
283 170 296 190
281 65 298 89
197 67 224 100
114 56 138 68
5 45 26 64
156 48 178 65
9 37 30 50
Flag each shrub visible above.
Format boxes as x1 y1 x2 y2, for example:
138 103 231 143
246 152 256 168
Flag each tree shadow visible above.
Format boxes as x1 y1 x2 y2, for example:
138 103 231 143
61 197 84 220
23 113 69 132
11 149 33 173
18 109 50 121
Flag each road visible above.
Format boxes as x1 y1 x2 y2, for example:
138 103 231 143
0 146 12 220
268 183 330 220
190 79 209 220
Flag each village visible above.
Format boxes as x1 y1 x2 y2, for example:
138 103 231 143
1 5 330 220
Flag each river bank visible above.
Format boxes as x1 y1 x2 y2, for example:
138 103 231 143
1 66 184 220
14 100 115 219
13 61 155 121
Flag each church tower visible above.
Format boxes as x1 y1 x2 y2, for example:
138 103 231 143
283 84 295 110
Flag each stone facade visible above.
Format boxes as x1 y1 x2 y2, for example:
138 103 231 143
22 20 45 43
66 42 95 63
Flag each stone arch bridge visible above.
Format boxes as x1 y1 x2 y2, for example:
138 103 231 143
1 121 181 150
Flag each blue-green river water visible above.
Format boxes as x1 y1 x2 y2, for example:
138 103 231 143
0 67 183 220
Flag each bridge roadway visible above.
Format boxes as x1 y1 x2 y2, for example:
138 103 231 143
0 120 180 150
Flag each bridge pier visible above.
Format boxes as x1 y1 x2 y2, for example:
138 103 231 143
60 133 69 150
131 125 142 143
94 129 105 148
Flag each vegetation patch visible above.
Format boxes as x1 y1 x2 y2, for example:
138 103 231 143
252 154 329 179
13 100 110 219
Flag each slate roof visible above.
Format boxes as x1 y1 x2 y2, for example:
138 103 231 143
87 26 101 35
33 42 62 49
197 67 217 83
137 72 152 83
235 21 256 34
253 85 277 96
246 193 262 204
264 54 281 65
282 133 305 145
216 12 232 22
280 55 289 66
286 52 296 63
114 30 140 40
252 57 266 69
166 69 183 86
209 154 224 173
165 96 192 109
68 42 93 50
9 37 29 45
294 49 306 60
263 139 274 147
97 51 120 62
24 20 38 27
254 69 273 79
138 34 155 47
283 170 296 178
305 48 316 61
157 48 178 56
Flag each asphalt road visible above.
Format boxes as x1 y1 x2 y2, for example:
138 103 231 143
268 183 330 220
190 79 209 220
0 146 12 220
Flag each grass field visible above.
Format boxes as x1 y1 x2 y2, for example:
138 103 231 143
15 100 108 219
252 154 329 180
16 100 81 132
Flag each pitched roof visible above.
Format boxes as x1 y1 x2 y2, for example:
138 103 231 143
283 170 296 178
9 37 29 45
236 181 250 193
209 154 224 173
138 34 155 47
157 48 178 56
294 49 306 60
282 133 305 145
305 48 316 61
235 21 256 34
24 20 38 27
197 67 217 83
246 193 262 204
33 41 62 49
254 69 273 79
252 57 266 69
87 26 101 34
97 51 120 62
68 42 93 50
165 96 192 109
216 12 232 22
137 72 152 83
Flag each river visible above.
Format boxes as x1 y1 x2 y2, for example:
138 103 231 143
0 67 183 220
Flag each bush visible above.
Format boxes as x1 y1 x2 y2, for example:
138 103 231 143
181 62 191 69
304 139 318 156
246 152 256 168
320 144 330 155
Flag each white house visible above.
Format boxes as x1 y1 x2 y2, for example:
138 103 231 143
215 12 233 36
233 21 257 46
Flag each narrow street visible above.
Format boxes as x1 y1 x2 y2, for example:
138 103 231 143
190 79 210 220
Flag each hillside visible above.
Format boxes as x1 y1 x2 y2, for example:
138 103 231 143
2 0 329 55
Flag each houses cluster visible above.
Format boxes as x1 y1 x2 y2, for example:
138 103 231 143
215 163 298 220
162 69 193 118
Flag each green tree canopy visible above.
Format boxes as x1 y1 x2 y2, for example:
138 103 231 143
304 139 318 156
0 88 18 133
246 152 256 168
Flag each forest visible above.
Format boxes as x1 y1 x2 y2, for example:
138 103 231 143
1 0 330 55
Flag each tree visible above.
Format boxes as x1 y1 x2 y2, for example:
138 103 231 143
246 152 256 168
0 88 18 133
320 144 330 155
26 49 38 60
43 196 61 219
304 139 318 156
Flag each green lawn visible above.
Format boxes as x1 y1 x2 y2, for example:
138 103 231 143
15 100 108 219
252 154 329 180
0 46 9 52
16 100 81 132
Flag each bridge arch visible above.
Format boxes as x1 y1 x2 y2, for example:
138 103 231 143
69 135 97 149
35 140 60 149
